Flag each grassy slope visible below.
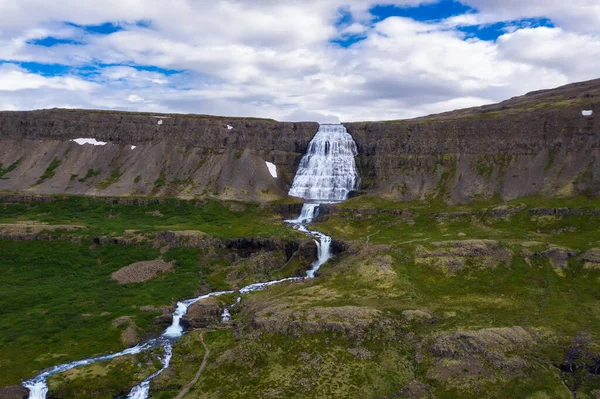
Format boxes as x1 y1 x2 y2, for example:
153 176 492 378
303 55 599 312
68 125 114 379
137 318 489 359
167 195 600 399
3 195 600 398
0 196 297 239
0 196 299 388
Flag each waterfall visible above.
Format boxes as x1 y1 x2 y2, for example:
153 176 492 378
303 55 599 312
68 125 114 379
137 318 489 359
287 123 360 277
23 124 360 399
289 124 360 202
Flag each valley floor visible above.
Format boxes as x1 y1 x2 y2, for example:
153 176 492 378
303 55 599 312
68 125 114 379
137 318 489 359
2 194 600 398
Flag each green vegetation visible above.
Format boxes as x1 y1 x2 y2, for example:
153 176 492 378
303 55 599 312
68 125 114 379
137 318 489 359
154 194 600 398
153 170 167 194
0 158 21 179
79 168 101 182
3 194 600 398
0 195 298 239
0 195 303 387
47 349 163 398
37 158 62 184
95 167 123 189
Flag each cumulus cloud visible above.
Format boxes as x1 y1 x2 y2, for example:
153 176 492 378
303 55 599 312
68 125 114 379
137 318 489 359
0 0 598 121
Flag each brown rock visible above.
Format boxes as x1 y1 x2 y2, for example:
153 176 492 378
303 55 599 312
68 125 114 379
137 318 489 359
0 386 28 399
111 259 173 284
183 297 222 328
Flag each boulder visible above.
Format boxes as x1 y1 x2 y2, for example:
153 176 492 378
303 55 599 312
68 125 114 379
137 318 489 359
183 297 222 329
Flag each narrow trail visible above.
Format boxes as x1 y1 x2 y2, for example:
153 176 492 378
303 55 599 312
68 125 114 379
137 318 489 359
173 332 209 399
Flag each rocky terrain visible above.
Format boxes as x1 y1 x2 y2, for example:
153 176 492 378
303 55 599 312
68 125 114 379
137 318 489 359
0 110 317 201
346 79 600 203
1 79 599 203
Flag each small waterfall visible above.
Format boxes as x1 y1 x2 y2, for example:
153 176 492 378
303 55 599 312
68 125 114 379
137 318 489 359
287 203 320 224
23 124 360 399
289 124 360 202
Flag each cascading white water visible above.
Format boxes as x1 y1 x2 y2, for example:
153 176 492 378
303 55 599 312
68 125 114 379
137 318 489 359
23 124 359 399
287 203 320 224
289 124 360 203
287 124 360 276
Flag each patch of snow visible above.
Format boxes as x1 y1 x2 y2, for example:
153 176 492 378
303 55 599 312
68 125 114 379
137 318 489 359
582 110 593 116
265 161 278 178
71 138 107 146
227 125 233 130
131 145 137 150
157 120 163 125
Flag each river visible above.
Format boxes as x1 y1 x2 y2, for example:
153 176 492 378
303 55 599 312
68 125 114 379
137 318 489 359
24 123 360 399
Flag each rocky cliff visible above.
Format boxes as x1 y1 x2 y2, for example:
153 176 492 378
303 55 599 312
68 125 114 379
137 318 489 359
346 79 600 203
1 79 600 203
0 109 318 201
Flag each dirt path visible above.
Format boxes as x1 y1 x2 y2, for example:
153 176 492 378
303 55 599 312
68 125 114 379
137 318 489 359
173 332 210 399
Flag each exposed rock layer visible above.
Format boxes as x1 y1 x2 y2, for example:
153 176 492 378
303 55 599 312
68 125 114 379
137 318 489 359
2 79 600 202
0 110 318 201
345 78 600 203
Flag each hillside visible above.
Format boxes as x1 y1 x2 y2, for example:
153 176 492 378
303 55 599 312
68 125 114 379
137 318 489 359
0 110 317 201
347 78 600 203
0 79 599 203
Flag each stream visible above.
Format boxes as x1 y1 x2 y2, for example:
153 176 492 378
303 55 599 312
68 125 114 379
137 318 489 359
23 124 360 399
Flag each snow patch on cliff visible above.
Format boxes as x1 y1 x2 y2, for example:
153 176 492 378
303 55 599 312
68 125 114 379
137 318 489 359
582 110 593 116
71 138 107 146
265 162 277 178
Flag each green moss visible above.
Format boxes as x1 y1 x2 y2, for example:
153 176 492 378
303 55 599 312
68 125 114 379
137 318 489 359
0 158 22 179
95 167 123 189
79 168 101 183
37 158 62 184
154 170 166 187
545 148 557 171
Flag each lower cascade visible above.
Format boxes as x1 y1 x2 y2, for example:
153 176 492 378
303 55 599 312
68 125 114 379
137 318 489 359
23 123 360 399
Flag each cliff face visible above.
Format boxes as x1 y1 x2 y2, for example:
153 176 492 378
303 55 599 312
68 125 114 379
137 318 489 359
346 79 600 203
0 110 318 200
1 79 600 203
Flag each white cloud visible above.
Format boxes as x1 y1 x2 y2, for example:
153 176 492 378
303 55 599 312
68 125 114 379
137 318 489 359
0 63 97 91
0 1 598 121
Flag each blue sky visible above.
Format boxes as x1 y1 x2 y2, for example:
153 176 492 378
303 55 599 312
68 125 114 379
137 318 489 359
0 1 598 122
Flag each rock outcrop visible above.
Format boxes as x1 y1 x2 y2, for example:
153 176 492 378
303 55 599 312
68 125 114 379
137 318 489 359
428 326 553 382
183 297 222 329
415 240 513 273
